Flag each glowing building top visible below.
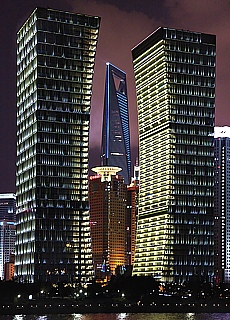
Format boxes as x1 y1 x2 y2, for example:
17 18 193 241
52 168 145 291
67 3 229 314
91 166 122 182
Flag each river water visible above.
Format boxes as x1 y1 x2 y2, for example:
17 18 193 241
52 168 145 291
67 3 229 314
1 314 230 320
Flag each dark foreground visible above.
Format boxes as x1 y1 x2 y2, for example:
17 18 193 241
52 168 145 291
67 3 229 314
1 300 230 315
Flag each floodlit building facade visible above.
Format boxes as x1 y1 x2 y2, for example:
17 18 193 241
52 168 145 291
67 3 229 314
214 126 230 283
89 167 126 280
132 27 215 282
0 194 16 280
4 254 15 281
101 63 131 184
16 7 100 283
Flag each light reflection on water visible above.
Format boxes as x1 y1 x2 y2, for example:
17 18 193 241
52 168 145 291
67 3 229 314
0 314 230 320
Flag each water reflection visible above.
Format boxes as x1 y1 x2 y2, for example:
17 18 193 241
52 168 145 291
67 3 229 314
116 314 128 320
1 314 230 320
13 316 25 320
72 314 83 320
185 314 196 320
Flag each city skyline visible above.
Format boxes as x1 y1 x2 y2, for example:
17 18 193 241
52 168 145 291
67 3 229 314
1 0 230 193
0 0 229 291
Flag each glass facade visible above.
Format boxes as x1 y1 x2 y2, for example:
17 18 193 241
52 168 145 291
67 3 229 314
132 27 215 282
16 7 100 283
101 63 131 184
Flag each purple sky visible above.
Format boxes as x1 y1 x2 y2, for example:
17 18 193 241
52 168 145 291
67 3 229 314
1 0 230 192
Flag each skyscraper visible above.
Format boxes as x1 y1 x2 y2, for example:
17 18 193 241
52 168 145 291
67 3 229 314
89 167 126 280
101 63 131 184
126 162 139 266
132 27 215 282
0 193 16 280
16 7 100 283
214 126 230 283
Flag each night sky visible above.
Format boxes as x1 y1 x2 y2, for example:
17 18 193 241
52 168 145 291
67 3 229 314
1 0 230 193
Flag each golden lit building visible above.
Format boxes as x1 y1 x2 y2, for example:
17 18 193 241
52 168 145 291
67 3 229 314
4 254 15 281
89 167 126 280
132 27 215 282
126 164 139 266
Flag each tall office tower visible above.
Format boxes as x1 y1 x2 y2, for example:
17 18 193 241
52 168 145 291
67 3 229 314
132 27 215 282
126 163 139 266
0 194 16 280
89 167 126 281
214 126 230 283
101 63 131 184
16 7 100 283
